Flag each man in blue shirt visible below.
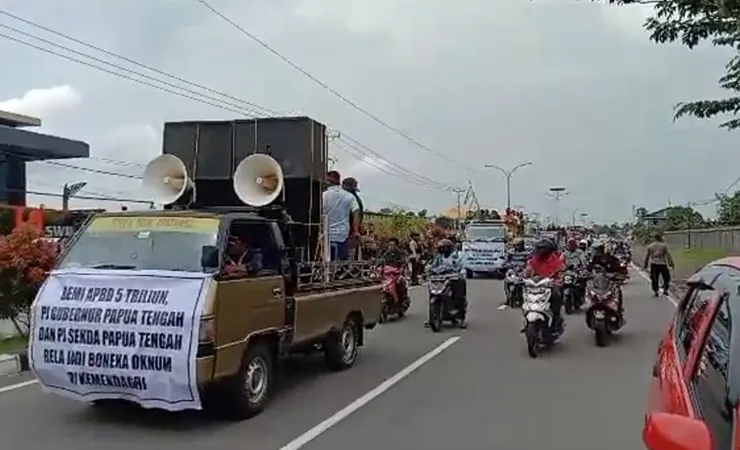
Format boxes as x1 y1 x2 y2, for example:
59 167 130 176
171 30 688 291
322 171 360 261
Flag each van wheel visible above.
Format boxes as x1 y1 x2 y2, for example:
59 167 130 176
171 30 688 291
223 343 274 420
325 318 359 371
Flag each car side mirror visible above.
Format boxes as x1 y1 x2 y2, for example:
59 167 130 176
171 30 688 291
200 245 219 269
643 413 713 450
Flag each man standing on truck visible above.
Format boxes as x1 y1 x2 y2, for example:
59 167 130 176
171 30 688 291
323 171 360 260
342 177 364 259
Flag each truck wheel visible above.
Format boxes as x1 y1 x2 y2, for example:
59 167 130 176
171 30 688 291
223 342 274 420
325 318 360 371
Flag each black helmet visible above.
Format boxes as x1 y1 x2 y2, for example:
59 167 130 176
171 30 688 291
534 238 555 254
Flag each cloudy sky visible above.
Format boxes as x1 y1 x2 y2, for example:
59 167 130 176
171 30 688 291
0 0 736 223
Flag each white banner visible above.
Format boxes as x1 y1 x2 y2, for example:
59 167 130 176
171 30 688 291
29 269 210 411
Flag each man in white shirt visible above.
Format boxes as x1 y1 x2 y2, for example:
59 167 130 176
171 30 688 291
322 171 360 260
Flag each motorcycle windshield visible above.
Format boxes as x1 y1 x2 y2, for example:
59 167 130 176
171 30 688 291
591 274 611 293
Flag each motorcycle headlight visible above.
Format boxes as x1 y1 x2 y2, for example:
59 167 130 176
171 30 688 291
564 275 573 284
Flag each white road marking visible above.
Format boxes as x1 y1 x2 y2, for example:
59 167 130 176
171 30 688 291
629 263 678 307
278 336 462 450
0 378 37 393
497 304 509 310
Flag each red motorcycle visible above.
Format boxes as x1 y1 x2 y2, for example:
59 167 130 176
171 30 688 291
380 265 410 323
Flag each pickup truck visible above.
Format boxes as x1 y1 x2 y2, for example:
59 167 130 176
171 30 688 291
29 209 382 419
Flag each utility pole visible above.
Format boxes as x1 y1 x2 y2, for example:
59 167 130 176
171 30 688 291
484 162 532 210
452 188 467 231
547 186 568 226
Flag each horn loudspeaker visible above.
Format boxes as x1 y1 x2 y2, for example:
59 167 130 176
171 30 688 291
233 154 284 207
142 154 193 205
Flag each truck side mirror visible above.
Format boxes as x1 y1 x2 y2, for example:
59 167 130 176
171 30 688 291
201 245 219 269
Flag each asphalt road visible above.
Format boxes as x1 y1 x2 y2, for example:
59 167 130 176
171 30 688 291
0 269 675 450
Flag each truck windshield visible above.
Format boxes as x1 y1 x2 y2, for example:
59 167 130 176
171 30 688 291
466 225 506 240
58 216 219 272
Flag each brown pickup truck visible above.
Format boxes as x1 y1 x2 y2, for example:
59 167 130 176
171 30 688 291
198 208 382 419
55 209 382 419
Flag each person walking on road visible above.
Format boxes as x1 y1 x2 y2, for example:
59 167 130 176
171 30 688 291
323 171 360 261
643 232 674 297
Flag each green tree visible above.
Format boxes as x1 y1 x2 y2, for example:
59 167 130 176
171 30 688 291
378 207 393 215
635 207 648 220
664 205 705 230
716 190 740 224
417 209 428 218
610 0 740 129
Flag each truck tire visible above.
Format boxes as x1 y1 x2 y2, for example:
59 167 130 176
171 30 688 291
325 317 360 371
223 342 274 420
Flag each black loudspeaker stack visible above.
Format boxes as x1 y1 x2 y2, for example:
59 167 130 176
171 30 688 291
161 116 327 259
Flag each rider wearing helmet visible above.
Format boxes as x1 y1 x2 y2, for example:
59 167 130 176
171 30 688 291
587 241 624 275
428 238 468 328
507 238 530 268
525 238 566 329
578 239 588 252
587 240 627 316
563 238 587 270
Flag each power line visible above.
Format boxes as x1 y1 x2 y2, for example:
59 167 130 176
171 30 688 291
0 22 451 191
0 9 279 118
192 0 478 172
0 10 461 194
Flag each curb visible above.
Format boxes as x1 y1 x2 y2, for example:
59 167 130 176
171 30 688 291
0 351 28 377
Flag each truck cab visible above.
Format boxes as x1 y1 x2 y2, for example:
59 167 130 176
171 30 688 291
462 220 508 278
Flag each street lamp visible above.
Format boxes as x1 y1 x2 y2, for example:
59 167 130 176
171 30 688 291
484 162 532 210
547 186 568 225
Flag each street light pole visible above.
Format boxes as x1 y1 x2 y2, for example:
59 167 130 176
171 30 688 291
484 162 532 210
547 186 568 226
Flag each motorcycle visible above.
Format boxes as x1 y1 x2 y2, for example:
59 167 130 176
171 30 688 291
504 267 524 308
427 268 464 332
585 269 624 347
562 267 580 314
521 277 562 358
379 265 410 323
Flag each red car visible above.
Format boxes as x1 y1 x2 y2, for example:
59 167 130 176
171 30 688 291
645 258 737 450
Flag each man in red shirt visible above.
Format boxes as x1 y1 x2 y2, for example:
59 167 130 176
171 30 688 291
525 238 566 329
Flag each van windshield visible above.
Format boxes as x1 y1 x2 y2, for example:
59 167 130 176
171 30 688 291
466 225 506 241
58 216 219 272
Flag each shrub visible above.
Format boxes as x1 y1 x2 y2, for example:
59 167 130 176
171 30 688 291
0 225 58 337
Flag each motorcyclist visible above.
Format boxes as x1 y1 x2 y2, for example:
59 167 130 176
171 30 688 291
427 238 468 328
381 237 408 301
524 238 565 330
587 241 627 315
381 237 407 268
507 238 530 268
578 238 588 252
563 238 587 269
503 237 530 306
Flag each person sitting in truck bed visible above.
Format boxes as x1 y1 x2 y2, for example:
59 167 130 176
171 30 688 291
224 236 263 275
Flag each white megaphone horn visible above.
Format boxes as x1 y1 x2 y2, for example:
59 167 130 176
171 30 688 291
142 155 193 205
233 154 284 207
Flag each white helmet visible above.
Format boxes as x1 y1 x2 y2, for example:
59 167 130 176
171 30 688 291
579 239 588 245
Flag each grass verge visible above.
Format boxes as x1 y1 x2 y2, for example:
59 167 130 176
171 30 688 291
0 335 28 354
672 247 729 277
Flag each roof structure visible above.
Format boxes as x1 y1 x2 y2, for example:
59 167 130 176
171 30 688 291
0 109 88 161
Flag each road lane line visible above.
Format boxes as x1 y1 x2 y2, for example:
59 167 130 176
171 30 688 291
0 378 37 393
630 263 678 307
278 336 462 450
